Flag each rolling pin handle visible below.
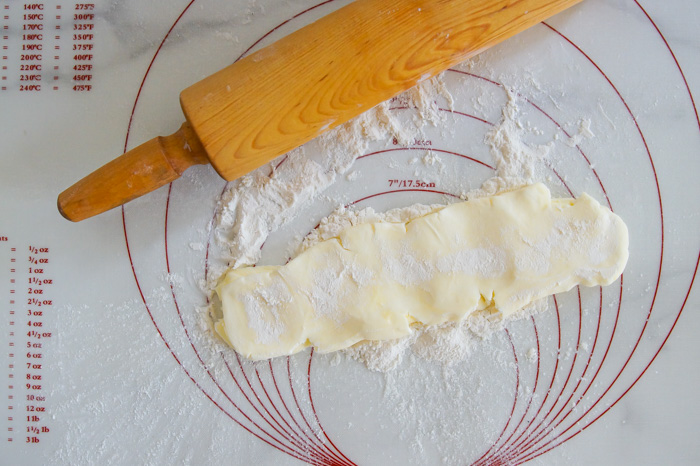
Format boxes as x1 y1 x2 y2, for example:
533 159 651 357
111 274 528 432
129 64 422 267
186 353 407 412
57 122 209 222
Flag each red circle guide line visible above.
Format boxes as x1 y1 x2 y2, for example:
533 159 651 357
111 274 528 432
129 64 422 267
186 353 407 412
286 355 357 466
505 294 583 458
480 329 522 463
121 0 197 153
464 17 649 461
388 104 496 127
257 363 352 466
120 208 313 464
227 353 321 462
163 185 329 465
454 11 675 460
510 12 700 465
446 69 607 206
222 352 341 465
511 289 601 455
478 10 700 461
206 106 538 458
119 2 699 465
138 81 610 464
306 350 357 466
267 359 348 464
328 181 566 466
442 67 618 463
120 0 357 464
473 315 542 465
461 73 614 458
519 19 665 460
473 293 565 466
196 90 498 464
359 145 495 170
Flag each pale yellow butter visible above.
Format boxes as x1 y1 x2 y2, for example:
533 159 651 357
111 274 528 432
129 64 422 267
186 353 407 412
215 184 628 360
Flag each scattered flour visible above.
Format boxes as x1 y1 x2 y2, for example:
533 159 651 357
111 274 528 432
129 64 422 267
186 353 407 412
211 77 580 372
213 76 451 273
300 205 550 372
467 88 553 199
562 118 595 147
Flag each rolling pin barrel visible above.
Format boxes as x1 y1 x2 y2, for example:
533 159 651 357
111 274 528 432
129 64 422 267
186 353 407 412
58 0 582 222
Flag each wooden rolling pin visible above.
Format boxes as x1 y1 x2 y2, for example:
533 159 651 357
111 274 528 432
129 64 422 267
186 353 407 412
58 0 582 222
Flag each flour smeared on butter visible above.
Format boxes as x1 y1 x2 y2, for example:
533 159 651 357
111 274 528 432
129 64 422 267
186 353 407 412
215 184 628 360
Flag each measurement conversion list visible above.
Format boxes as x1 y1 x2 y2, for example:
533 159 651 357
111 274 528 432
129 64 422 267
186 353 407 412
2 236 54 446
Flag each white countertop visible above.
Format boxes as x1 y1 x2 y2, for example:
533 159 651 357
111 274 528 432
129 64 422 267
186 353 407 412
1 0 699 464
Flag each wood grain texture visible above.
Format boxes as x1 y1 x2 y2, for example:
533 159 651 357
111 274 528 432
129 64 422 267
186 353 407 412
57 122 208 222
180 0 583 181
59 0 582 221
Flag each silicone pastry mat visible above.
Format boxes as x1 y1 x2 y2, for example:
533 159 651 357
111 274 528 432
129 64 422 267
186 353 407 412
1 0 699 464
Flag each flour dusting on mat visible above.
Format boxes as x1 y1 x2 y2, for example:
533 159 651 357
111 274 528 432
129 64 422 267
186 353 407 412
211 78 575 371
301 204 552 372
335 89 564 371
213 76 452 272
468 88 553 199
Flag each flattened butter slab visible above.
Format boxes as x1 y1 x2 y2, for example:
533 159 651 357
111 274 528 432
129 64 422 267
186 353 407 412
215 184 629 360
